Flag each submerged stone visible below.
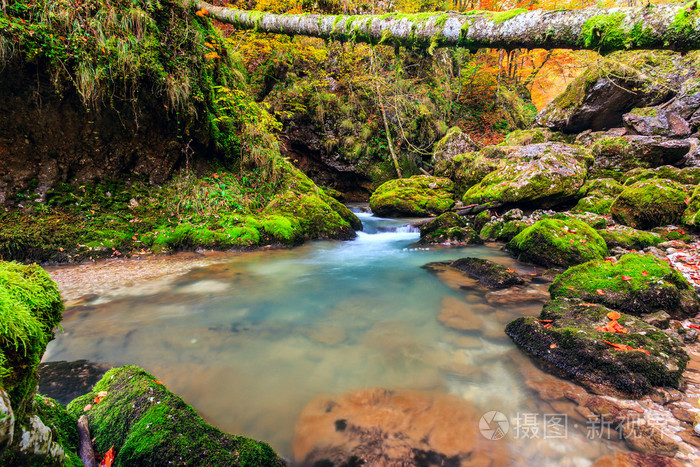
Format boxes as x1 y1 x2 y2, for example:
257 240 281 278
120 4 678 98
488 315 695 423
425 257 525 289
549 253 700 318
369 175 454 217
66 365 283 466
611 179 688 229
462 143 589 209
506 298 689 397
507 218 608 268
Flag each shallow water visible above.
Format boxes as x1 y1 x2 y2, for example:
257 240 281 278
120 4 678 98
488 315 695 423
45 212 622 464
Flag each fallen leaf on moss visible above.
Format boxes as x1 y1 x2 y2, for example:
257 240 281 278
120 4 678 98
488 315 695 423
596 289 605 295
83 403 92 412
100 446 115 467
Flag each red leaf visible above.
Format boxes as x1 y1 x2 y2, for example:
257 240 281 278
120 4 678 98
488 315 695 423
641 270 649 277
620 275 632 281
596 289 605 295
544 323 552 329
101 446 115 467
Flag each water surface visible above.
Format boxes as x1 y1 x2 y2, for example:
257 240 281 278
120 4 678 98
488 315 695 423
45 212 621 464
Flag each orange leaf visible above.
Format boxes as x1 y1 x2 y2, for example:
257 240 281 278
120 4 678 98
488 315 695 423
607 311 621 320
544 323 552 329
94 396 102 404
195 8 209 16
550 343 557 349
641 270 649 277
101 446 115 467
567 286 574 290
596 289 605 295
620 275 632 281
154 380 163 385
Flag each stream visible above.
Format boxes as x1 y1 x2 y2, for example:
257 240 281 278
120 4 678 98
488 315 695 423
44 212 624 465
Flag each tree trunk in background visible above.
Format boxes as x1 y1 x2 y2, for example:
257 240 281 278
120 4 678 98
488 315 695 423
196 1 700 53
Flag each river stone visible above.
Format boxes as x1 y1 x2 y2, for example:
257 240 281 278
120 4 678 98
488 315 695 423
38 360 112 406
592 451 685 467
611 179 688 229
550 253 700 318
506 298 689 397
417 212 482 245
427 257 525 289
462 143 589 209
292 387 512 466
369 175 454 217
536 51 687 134
507 218 608 268
484 287 549 307
437 296 482 331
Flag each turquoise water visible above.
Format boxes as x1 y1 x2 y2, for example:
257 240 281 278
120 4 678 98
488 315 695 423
45 212 620 464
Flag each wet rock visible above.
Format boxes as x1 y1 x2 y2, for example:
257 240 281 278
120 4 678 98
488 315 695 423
677 428 700 449
549 253 700 318
369 175 454 217
429 257 525 289
437 297 482 331
597 225 662 251
506 298 689 397
418 212 482 245
292 387 511 466
38 360 112 406
669 404 697 424
620 421 679 457
431 126 481 165
611 179 688 229
507 218 608 268
537 51 687 134
592 451 685 467
484 287 549 307
462 143 589 209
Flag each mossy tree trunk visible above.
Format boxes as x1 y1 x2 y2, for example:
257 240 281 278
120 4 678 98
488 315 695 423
196 1 700 54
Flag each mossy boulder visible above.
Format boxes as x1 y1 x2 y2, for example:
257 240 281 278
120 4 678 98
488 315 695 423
500 128 571 146
369 176 454 217
589 136 693 179
507 218 608 268
431 126 480 165
572 196 615 215
66 366 284 467
549 253 700 318
536 51 686 133
34 395 82 466
462 143 589 209
479 219 529 242
611 179 688 229
623 166 700 186
597 225 662 250
418 212 482 245
434 149 502 198
438 257 525 289
542 211 609 229
578 178 625 197
506 298 688 397
683 184 700 228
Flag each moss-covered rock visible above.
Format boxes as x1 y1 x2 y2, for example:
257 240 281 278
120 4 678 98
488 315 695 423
369 176 454 217
597 225 662 250
536 51 686 134
431 126 481 165
549 253 700 318
623 166 700 186
66 366 284 467
462 143 589 208
507 218 608 268
611 179 688 229
479 219 529 242
34 396 82 466
506 298 688 397
579 178 625 197
572 195 615 215
437 257 525 289
433 150 501 198
542 211 609 229
418 212 482 245
500 128 571 146
682 184 700 228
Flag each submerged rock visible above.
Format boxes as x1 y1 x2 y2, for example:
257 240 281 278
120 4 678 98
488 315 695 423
66 365 284 466
369 175 454 217
549 253 700 318
462 143 589 209
611 179 688 229
507 218 608 268
437 296 483 331
292 387 511 466
424 257 524 290
506 298 689 397
38 360 112 406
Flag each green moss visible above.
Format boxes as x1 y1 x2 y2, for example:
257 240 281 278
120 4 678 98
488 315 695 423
683 183 700 227
66 366 284 466
479 219 528 242
34 395 82 466
572 196 614 215
0 262 63 422
611 178 687 229
500 129 571 146
628 106 658 117
491 9 527 24
581 13 628 54
549 253 699 317
418 212 481 245
369 176 455 217
597 225 661 250
507 218 608 268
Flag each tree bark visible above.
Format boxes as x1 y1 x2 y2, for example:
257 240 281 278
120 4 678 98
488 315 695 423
196 1 700 53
